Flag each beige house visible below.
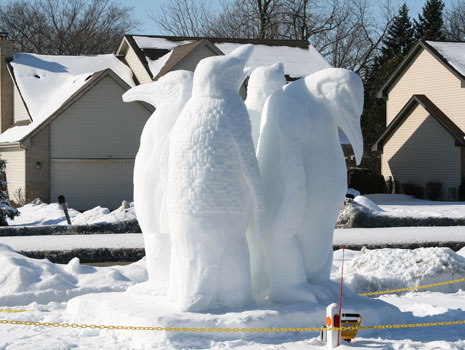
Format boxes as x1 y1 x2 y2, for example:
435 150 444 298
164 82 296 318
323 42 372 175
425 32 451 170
0 35 330 210
0 39 153 210
373 40 465 200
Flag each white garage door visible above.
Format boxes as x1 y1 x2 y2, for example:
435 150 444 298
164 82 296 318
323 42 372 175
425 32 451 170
51 159 134 210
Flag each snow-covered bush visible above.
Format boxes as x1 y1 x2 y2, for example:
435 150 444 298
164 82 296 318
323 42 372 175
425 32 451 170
0 160 19 225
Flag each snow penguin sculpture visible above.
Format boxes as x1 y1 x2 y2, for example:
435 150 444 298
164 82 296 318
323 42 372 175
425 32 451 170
123 70 193 295
167 45 265 312
256 68 363 302
245 62 286 150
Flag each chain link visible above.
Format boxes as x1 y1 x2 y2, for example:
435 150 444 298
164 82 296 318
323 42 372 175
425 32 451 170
0 309 33 313
1 319 464 332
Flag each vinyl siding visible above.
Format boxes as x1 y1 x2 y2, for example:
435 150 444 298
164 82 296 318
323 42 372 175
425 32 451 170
382 104 461 200
387 48 465 131
0 146 25 201
125 46 152 84
173 45 218 72
50 159 134 210
50 76 150 159
13 84 30 123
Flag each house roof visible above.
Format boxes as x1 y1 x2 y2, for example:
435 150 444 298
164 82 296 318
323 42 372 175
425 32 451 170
0 53 139 144
372 94 465 151
117 34 331 80
154 39 223 80
377 40 465 98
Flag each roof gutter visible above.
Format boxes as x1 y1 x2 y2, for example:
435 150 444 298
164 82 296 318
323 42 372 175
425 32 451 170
0 141 24 149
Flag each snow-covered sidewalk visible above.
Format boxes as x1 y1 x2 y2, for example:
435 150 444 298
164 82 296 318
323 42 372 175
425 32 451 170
1 227 464 252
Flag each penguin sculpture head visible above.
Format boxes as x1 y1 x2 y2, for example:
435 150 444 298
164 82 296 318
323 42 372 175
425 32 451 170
192 44 254 98
123 70 193 109
154 70 193 108
246 62 286 110
303 68 364 164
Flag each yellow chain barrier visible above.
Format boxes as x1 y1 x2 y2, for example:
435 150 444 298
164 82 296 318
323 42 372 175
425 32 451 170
0 309 33 313
359 277 465 296
0 319 464 332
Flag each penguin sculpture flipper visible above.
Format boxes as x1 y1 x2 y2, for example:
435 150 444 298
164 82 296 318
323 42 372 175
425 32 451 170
273 133 307 240
158 136 170 235
259 93 308 240
229 129 265 238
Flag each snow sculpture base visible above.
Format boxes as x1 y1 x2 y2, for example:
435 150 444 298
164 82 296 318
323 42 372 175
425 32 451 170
66 283 405 344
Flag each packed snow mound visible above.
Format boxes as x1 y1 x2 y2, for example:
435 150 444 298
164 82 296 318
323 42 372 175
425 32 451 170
0 243 147 306
346 188 360 197
354 195 384 212
366 194 465 218
365 193 417 203
342 247 465 294
7 201 136 226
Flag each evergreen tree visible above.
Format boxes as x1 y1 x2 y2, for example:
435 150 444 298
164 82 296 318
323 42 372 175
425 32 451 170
359 3 415 173
380 3 414 65
415 0 446 40
0 160 19 226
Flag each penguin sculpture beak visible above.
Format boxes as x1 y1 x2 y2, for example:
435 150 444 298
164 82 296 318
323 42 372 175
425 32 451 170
340 116 364 165
229 44 254 86
334 71 364 165
229 44 254 62
122 82 157 107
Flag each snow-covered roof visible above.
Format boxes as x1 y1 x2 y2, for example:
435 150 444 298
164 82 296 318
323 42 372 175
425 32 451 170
127 35 331 79
0 53 135 144
425 41 465 78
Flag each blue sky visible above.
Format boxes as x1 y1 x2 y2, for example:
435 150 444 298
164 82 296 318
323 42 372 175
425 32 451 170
122 0 424 36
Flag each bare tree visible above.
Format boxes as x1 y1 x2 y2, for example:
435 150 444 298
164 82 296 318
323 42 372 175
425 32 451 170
149 0 394 80
0 0 140 55
445 0 465 40
147 0 216 37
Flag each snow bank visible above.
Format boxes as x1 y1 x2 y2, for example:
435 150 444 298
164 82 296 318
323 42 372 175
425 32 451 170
337 198 465 228
335 247 465 294
1 242 462 309
7 200 136 226
365 194 465 218
0 243 146 306
353 195 383 212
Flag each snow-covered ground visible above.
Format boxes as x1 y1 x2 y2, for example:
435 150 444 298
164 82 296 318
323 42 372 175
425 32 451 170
6 200 136 226
1 195 465 348
357 193 465 218
1 244 465 349
6 193 465 228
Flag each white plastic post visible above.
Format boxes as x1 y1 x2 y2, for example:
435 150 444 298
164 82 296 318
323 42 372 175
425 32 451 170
326 303 340 349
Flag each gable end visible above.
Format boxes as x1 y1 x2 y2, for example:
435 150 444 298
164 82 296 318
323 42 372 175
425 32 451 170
372 94 465 151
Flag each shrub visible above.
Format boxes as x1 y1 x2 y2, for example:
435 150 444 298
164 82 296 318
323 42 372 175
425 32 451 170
348 171 387 194
459 179 465 201
425 182 442 201
0 160 19 225
402 183 424 199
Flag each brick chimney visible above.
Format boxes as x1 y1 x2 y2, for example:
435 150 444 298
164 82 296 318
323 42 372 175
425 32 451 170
0 32 13 133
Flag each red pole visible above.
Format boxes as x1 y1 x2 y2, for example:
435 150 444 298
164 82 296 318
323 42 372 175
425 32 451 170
338 245 345 346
